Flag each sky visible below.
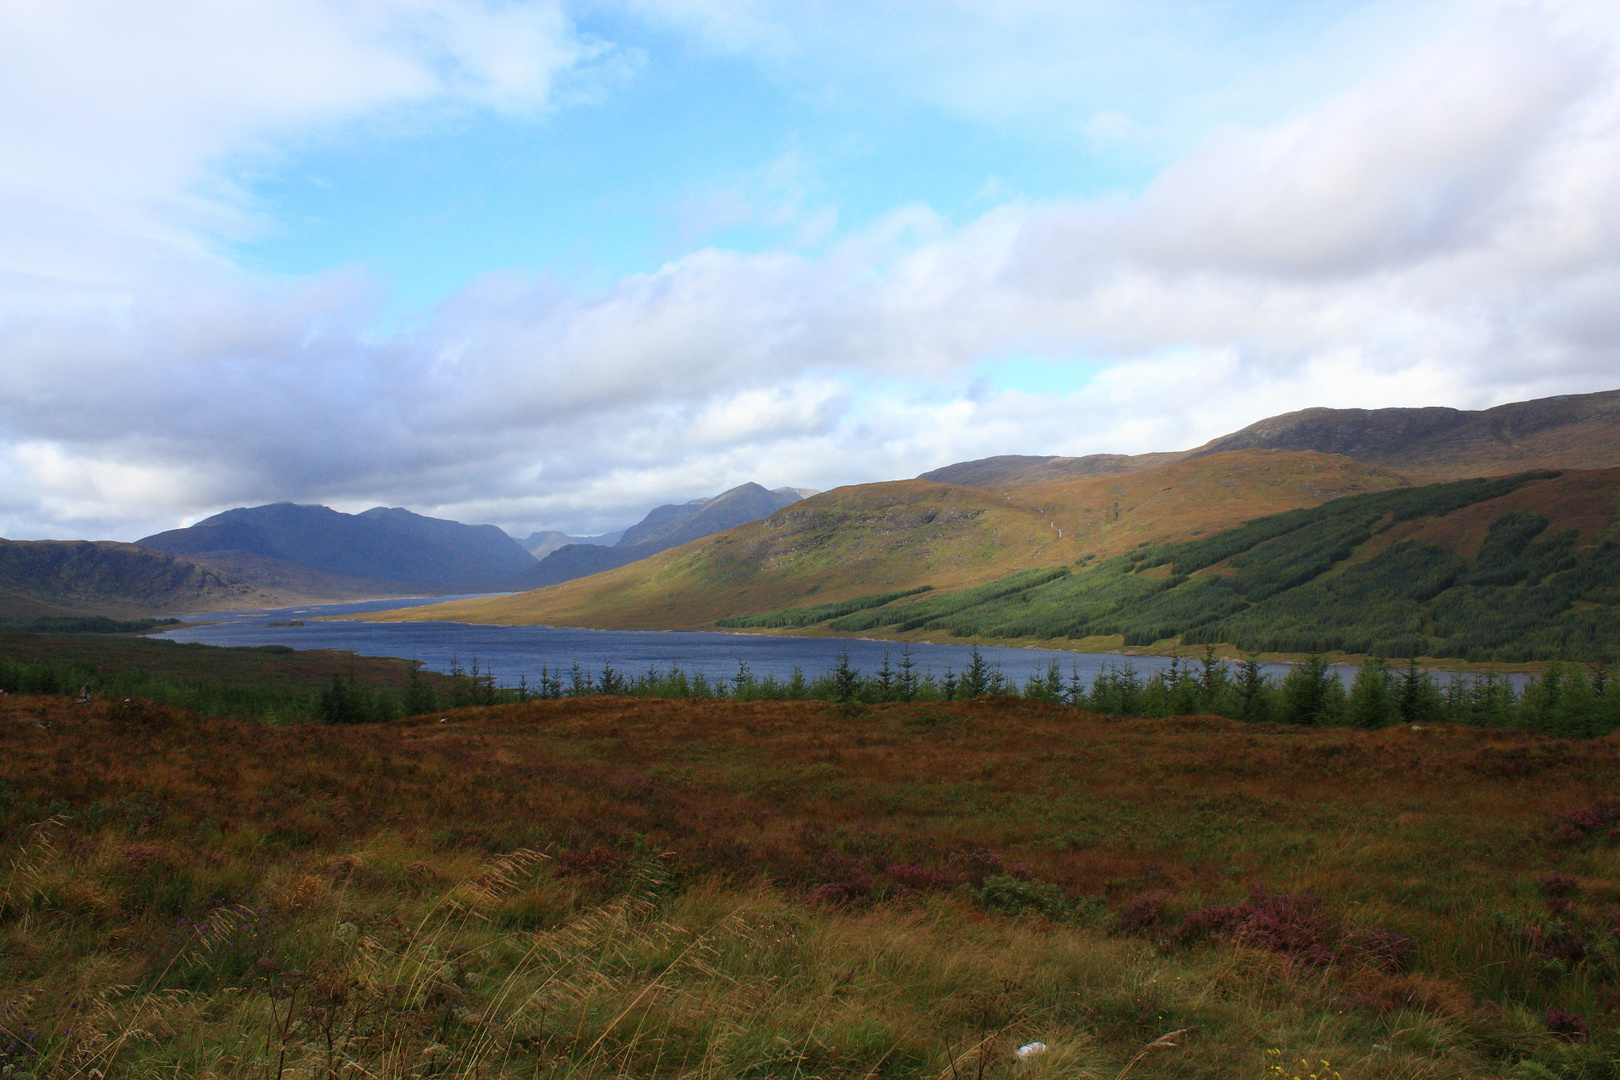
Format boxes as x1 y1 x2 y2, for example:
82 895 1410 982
3 0 1619 541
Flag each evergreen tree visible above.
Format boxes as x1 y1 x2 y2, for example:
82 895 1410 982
875 653 895 701
896 648 919 702
962 648 990 698
732 660 754 699
1280 655 1342 725
832 650 860 703
318 673 363 724
1198 645 1229 709
403 661 437 716
1346 655 1394 729
1238 653 1270 723
1396 659 1442 725
1025 660 1064 703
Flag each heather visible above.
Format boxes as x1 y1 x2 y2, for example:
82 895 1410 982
5 684 1620 1077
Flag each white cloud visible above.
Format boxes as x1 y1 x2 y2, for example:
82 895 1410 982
4 1 1620 542
0 0 601 283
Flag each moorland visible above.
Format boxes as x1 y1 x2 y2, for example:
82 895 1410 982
4 671 1620 1078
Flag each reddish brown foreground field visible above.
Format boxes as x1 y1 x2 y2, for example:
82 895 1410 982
4 692 1620 1078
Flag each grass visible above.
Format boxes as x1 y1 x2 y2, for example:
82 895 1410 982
4 684 1620 1077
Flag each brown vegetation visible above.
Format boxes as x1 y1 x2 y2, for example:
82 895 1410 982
4 688 1619 1076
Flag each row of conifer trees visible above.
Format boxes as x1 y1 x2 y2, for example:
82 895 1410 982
454 646 1618 739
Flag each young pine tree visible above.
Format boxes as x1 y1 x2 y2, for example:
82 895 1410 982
832 650 860 703
1346 655 1394 729
896 648 919 702
403 661 437 717
1280 655 1343 726
1396 659 1443 725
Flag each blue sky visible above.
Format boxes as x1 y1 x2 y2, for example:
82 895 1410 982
2 1 1618 540
237 2 1405 309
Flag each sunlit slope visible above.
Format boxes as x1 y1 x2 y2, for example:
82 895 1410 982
364 450 1407 629
751 469 1620 662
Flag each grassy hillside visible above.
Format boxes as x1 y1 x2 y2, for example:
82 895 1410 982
367 450 1407 630
726 469 1620 663
5 688 1620 1077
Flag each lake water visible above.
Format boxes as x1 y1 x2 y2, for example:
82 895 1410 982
158 596 1312 689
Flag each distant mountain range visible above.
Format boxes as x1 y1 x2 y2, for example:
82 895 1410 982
0 481 815 620
511 484 809 590
520 530 623 559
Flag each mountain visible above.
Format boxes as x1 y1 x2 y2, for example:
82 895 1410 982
521 530 623 558
921 388 1620 486
366 451 1408 630
510 483 808 590
138 503 536 591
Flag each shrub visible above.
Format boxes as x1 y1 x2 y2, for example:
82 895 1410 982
974 875 1074 920
1180 886 1334 964
809 851 875 905
882 863 953 893
1117 891 1172 936
1551 799 1620 844
943 847 1030 888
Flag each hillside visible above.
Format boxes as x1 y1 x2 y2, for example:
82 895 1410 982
0 537 428 619
923 387 1620 486
723 468 1620 663
139 502 536 591
511 482 807 590
366 450 1408 629
1 539 280 618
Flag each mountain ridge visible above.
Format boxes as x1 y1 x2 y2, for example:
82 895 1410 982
921 388 1620 487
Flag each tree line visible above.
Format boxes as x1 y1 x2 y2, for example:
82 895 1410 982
9 641 1615 737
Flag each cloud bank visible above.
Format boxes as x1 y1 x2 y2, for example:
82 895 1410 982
2 1 1618 539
